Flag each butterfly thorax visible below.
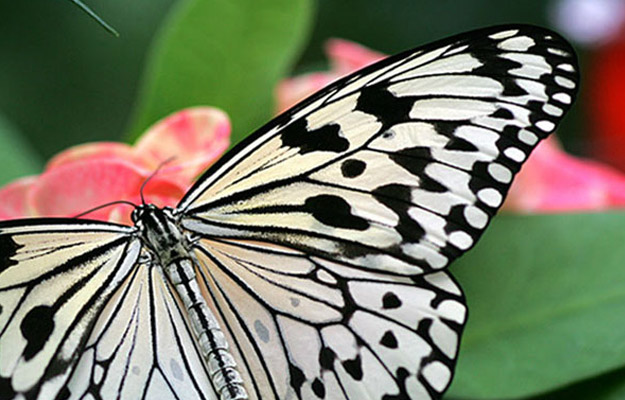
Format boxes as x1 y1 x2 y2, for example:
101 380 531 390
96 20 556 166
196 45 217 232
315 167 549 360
131 204 249 400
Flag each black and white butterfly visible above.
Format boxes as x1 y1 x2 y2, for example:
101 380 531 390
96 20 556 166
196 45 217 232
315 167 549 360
0 25 578 400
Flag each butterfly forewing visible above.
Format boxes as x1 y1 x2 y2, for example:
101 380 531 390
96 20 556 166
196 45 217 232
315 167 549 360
178 25 578 276
0 220 140 399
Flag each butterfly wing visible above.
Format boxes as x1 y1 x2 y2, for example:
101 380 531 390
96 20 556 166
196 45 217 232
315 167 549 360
193 239 465 399
0 219 141 399
177 25 578 274
66 262 218 400
175 25 578 400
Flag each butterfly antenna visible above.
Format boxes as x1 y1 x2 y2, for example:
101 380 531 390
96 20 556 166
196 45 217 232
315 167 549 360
68 0 119 37
72 200 137 219
139 157 176 205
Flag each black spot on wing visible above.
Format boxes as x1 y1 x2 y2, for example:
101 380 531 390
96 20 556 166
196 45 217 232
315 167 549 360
21 305 55 361
444 136 479 152
380 330 399 349
342 355 363 381
0 234 21 273
289 363 306 397
492 107 514 120
319 347 336 370
355 86 414 126
312 378 326 398
281 118 349 154
304 195 369 230
382 292 402 309
341 159 366 178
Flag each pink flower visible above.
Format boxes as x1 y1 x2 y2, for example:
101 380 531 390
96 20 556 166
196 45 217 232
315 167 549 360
276 38 625 212
503 136 625 212
275 39 385 113
0 107 230 223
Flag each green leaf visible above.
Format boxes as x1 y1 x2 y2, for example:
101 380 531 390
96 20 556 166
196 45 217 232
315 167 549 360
0 113 42 185
447 213 625 399
530 367 625 400
127 0 313 145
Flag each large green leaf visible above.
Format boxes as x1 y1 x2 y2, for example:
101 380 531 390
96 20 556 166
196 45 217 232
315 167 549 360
0 113 42 185
530 367 625 400
127 0 313 145
447 213 625 399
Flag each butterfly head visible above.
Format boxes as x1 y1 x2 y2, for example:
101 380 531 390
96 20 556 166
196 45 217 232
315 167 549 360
131 203 156 225
131 203 188 265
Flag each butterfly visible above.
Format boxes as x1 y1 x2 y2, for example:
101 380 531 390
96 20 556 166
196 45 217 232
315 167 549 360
0 24 578 400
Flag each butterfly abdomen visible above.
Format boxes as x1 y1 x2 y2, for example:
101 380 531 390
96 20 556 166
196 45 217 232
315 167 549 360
134 205 248 400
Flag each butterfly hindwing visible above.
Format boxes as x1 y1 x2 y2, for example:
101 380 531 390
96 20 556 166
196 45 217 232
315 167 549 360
178 25 578 276
192 238 466 399
0 220 140 399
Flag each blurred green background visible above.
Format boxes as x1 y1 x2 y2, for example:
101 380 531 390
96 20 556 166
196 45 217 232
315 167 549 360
0 0 586 181
2 1 625 399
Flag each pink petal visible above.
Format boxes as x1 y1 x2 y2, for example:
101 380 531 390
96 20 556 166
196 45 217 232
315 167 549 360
276 39 386 114
504 136 625 212
29 159 148 221
107 176 187 224
46 142 148 171
275 72 340 113
135 107 231 181
0 176 37 219
325 38 386 73
140 175 187 207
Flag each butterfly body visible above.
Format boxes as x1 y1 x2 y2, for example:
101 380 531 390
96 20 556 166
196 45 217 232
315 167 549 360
133 204 248 400
0 25 578 400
